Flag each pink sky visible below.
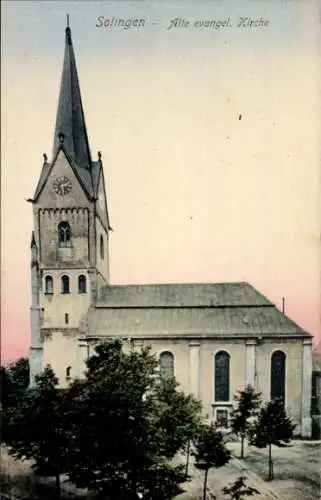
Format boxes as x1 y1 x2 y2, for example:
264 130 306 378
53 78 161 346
1 1 321 364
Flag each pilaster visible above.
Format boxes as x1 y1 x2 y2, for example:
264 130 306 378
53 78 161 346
189 339 200 398
78 340 88 378
245 339 257 389
301 338 312 438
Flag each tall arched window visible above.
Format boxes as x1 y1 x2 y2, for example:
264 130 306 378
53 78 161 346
78 275 87 294
159 351 174 380
271 350 286 402
100 234 104 260
58 222 71 247
44 275 53 295
214 351 230 402
61 275 70 294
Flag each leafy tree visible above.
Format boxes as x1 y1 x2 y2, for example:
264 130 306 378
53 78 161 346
141 462 187 499
193 423 231 500
0 357 29 410
155 377 202 476
66 340 198 499
1 358 30 442
5 366 67 499
230 385 262 458
249 399 295 480
222 475 260 499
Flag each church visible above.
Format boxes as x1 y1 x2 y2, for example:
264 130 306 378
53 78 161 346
28 22 313 438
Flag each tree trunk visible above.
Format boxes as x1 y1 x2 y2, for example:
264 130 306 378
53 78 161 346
203 468 208 500
241 434 245 459
185 440 191 477
268 443 273 480
55 472 61 499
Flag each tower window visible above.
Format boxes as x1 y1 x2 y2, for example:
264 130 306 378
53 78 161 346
100 234 104 260
159 351 174 380
58 222 71 247
65 313 69 324
66 366 71 380
214 351 230 402
61 275 70 294
44 275 53 295
78 275 87 294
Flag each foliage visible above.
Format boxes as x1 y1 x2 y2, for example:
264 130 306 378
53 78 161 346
66 339 201 499
140 462 187 499
230 385 262 458
0 357 29 410
4 366 67 498
155 376 202 476
249 398 295 480
222 475 260 500
193 423 231 500
1 358 30 443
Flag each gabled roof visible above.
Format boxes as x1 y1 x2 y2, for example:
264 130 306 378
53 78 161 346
32 146 99 201
97 282 273 308
86 282 310 338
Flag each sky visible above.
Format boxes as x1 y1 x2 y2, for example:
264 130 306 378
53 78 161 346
1 0 321 364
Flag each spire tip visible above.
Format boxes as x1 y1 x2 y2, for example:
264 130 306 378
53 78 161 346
65 14 71 43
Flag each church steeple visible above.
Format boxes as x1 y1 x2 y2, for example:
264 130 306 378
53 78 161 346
52 17 92 169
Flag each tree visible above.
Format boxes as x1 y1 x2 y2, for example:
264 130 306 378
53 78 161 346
155 377 202 476
193 423 231 500
5 366 67 499
66 340 199 499
0 357 29 410
141 462 187 499
249 399 295 480
222 475 260 499
1 358 30 443
230 385 262 458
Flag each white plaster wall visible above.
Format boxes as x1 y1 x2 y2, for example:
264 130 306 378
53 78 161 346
40 270 91 329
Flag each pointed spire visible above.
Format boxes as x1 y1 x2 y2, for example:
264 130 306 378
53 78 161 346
30 231 36 248
52 19 92 169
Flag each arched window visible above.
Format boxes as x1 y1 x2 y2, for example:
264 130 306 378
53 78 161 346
44 275 53 295
271 350 286 402
159 351 174 380
78 275 87 294
61 275 70 294
58 222 71 247
100 234 104 260
66 366 71 380
214 351 230 402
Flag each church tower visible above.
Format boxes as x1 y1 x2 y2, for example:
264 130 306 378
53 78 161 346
28 19 111 386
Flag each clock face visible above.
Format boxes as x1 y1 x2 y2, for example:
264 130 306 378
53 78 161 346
53 176 72 196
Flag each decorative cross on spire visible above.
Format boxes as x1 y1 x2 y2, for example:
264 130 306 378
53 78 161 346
66 14 71 44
